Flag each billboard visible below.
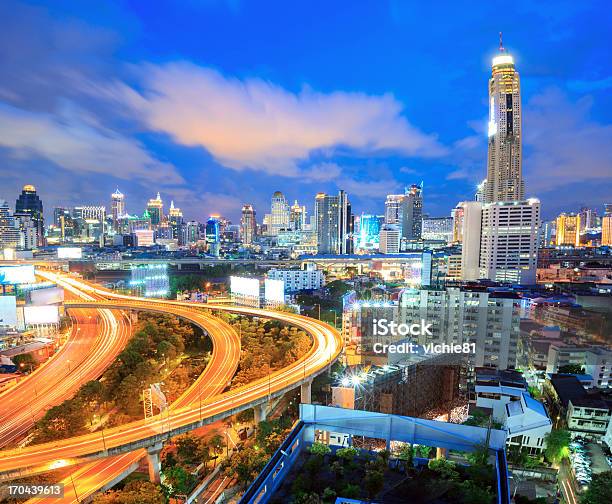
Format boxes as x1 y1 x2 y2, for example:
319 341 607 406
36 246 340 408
57 247 83 259
230 276 260 298
29 287 65 306
264 278 285 303
0 265 36 285
0 296 18 327
23 305 60 325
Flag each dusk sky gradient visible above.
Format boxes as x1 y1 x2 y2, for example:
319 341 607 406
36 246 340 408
1 0 611 223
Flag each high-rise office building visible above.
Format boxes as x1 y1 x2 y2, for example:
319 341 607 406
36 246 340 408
315 190 353 255
555 213 581 247
459 202 483 281
422 217 453 242
146 192 164 227
15 184 44 247
206 216 220 256
379 224 400 254
111 189 125 231
400 183 423 241
168 201 183 240
73 206 106 243
578 207 597 232
266 191 290 236
451 204 465 243
355 214 382 251
399 287 520 370
290 200 306 231
479 199 540 284
602 215 612 247
475 179 487 202
384 194 405 225
240 204 257 245
0 200 20 250
485 36 524 203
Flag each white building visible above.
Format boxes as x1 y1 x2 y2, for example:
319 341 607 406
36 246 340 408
567 398 611 440
422 217 453 242
474 369 551 454
267 266 324 293
546 345 612 388
479 199 540 284
379 225 400 254
399 287 520 370
459 201 482 281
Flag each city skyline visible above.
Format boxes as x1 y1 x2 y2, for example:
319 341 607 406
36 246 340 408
1 1 611 222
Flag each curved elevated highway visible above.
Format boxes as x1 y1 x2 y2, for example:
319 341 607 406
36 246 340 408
0 278 342 484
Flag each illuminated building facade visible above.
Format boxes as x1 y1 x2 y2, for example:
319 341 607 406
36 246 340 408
555 213 581 247
111 188 125 231
146 192 164 227
315 190 353 255
241 204 257 245
384 194 404 225
486 36 524 203
130 264 169 298
602 215 612 247
401 183 423 241
355 214 382 251
14 185 44 247
267 191 290 236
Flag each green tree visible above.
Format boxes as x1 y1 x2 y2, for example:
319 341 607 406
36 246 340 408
558 364 585 374
309 442 332 456
581 470 612 504
163 465 195 495
34 398 86 442
92 481 165 504
336 446 359 461
222 446 266 487
544 429 571 464
459 480 494 504
428 458 460 480
363 468 384 499
13 353 36 372
340 483 360 499
176 434 201 465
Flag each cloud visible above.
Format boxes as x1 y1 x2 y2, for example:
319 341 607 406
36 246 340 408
301 162 343 182
523 87 612 192
0 102 183 184
338 177 402 198
122 62 447 177
567 76 612 93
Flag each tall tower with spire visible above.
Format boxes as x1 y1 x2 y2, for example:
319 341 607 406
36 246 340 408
146 192 164 227
485 33 524 203
111 188 125 231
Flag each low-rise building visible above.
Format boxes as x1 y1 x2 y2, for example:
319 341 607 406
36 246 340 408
567 398 611 439
267 266 324 293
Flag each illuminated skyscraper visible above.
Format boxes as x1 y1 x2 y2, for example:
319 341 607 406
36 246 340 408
486 35 524 203
315 190 353 255
15 184 44 247
240 204 257 245
168 201 183 239
290 200 306 230
555 213 581 247
602 215 612 246
401 183 423 241
475 179 487 202
384 194 404 225
206 216 220 256
146 192 164 227
111 188 125 231
355 214 382 251
267 191 290 235
0 200 20 250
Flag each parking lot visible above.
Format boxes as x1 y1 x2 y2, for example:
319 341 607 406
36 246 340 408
569 439 612 486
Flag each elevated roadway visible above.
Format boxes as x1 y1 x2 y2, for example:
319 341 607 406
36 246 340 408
0 280 342 482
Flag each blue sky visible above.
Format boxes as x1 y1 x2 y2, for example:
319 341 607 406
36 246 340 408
0 0 611 223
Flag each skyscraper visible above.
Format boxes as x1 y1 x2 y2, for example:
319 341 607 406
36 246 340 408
479 199 541 284
400 183 423 241
0 200 20 250
111 189 125 231
147 192 164 227
290 200 306 231
602 215 612 247
384 194 405 225
240 204 257 245
268 191 290 235
485 35 524 203
555 213 581 247
15 184 44 247
206 216 220 256
315 190 353 255
168 201 183 239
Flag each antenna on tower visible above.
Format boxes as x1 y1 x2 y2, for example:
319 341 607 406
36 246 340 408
499 31 504 52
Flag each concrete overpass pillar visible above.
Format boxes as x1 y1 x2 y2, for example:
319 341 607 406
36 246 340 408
146 443 163 483
254 404 267 424
300 380 312 404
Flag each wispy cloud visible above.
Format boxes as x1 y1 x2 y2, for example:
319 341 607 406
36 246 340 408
567 76 612 93
121 62 447 177
0 102 183 184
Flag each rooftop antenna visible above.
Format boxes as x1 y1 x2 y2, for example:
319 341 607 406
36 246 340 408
499 31 504 52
